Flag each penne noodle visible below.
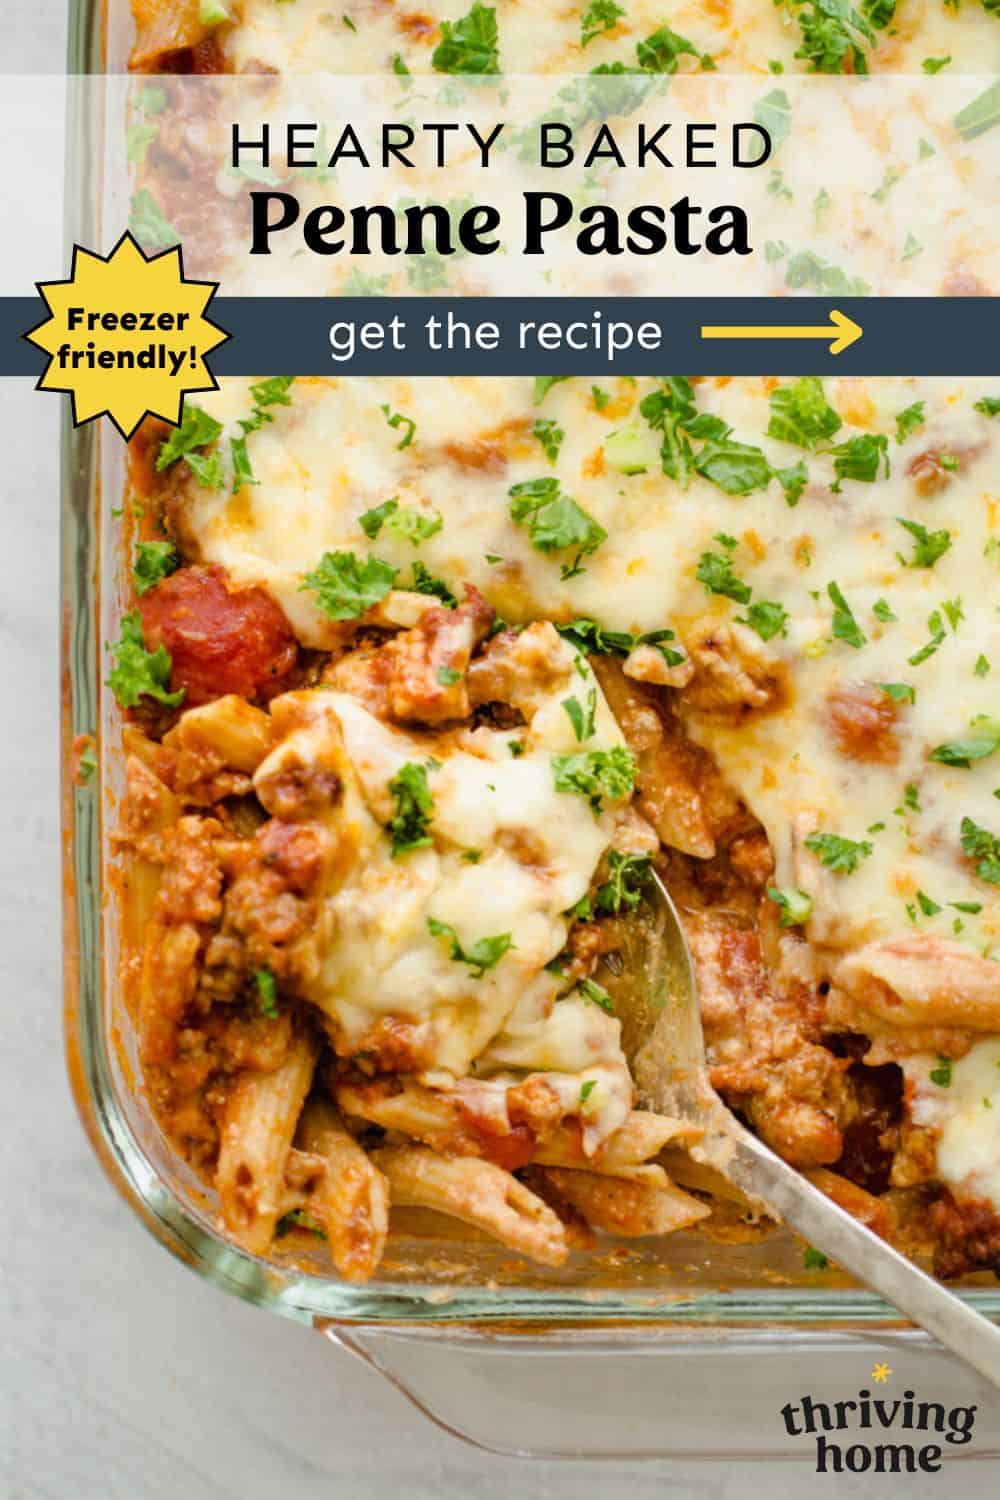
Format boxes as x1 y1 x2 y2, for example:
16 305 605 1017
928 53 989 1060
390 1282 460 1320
533 1111 701 1171
538 1165 711 1238
372 1147 569 1268
163 695 274 774
297 1098 389 1283
216 1029 319 1255
138 918 200 1065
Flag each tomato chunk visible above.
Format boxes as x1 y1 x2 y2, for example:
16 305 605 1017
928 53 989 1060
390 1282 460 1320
140 564 297 706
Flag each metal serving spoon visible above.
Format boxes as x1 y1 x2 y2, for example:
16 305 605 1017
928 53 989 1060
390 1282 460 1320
602 870 1000 1389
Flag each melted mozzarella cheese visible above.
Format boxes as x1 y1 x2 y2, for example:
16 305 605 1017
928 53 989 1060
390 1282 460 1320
227 0 997 77
186 374 1000 966
254 636 631 1086
907 1041 1000 1207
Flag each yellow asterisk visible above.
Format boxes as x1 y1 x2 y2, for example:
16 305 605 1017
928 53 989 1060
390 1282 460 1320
871 1362 893 1383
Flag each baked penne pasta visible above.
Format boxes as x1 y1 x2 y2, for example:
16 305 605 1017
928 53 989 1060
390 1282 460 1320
296 1098 389 1283
372 1147 569 1268
216 1028 319 1254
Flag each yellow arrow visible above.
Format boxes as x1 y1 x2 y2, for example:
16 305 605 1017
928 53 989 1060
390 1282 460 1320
700 308 863 356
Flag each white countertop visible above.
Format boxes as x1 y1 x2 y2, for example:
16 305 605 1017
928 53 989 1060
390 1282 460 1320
2 5 998 1486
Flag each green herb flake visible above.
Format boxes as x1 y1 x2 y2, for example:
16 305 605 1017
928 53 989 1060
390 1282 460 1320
533 417 564 464
896 517 952 570
929 1057 953 1087
552 746 638 814
894 401 925 444
302 551 397 620
804 831 873 874
255 968 279 1019
387 762 435 856
827 581 867 650
595 851 654 915
133 539 179 596
578 975 614 1012
427 916 514 976
432 1 500 73
106 613 184 710
767 886 814 928
380 402 417 449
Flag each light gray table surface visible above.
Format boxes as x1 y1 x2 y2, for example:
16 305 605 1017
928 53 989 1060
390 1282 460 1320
2 2 998 1489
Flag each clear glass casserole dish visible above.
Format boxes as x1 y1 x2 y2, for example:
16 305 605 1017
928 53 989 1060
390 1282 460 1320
60 0 1000 1458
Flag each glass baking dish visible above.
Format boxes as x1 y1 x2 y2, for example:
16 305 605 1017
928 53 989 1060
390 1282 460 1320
60 0 1000 1457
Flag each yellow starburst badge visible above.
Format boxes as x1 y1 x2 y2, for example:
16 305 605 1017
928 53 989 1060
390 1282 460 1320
871 1362 893 1384
23 231 229 439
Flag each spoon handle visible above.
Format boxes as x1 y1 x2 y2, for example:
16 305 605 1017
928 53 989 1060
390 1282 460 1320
721 1122 1000 1387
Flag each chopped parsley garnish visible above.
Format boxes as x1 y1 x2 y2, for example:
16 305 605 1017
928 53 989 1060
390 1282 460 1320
155 401 223 490
591 385 611 410
302 551 397 620
829 433 889 493
552 746 637 814
533 417 564 464
917 890 942 917
894 401 925 444
390 507 442 546
737 600 789 642
929 717 1000 768
563 685 598 742
276 1209 327 1239
508 478 607 580
767 376 841 451
877 682 915 705
508 738 525 757
387 762 434 856
753 87 792 153
696 547 751 605
974 396 1000 417
579 1078 598 1105
789 0 874 75
896 517 951 570
767 886 813 927
255 968 279 1019
929 1057 953 1088
693 438 772 497
534 376 570 405
804 831 873 874
556 618 637 655
431 1 500 73
359 498 400 539
873 598 897 623
902 232 923 262
132 539 179 595
960 816 1000 883
581 0 624 46
227 377 295 495
775 460 809 507
908 610 947 666
634 23 713 72
922 54 951 73
410 561 458 606
380 402 417 449
827 581 867 650
427 916 513 976
106 613 184 709
437 666 462 685
976 655 991 678
595 851 654 914
579 975 614 1012
803 1246 829 1270
128 188 179 251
